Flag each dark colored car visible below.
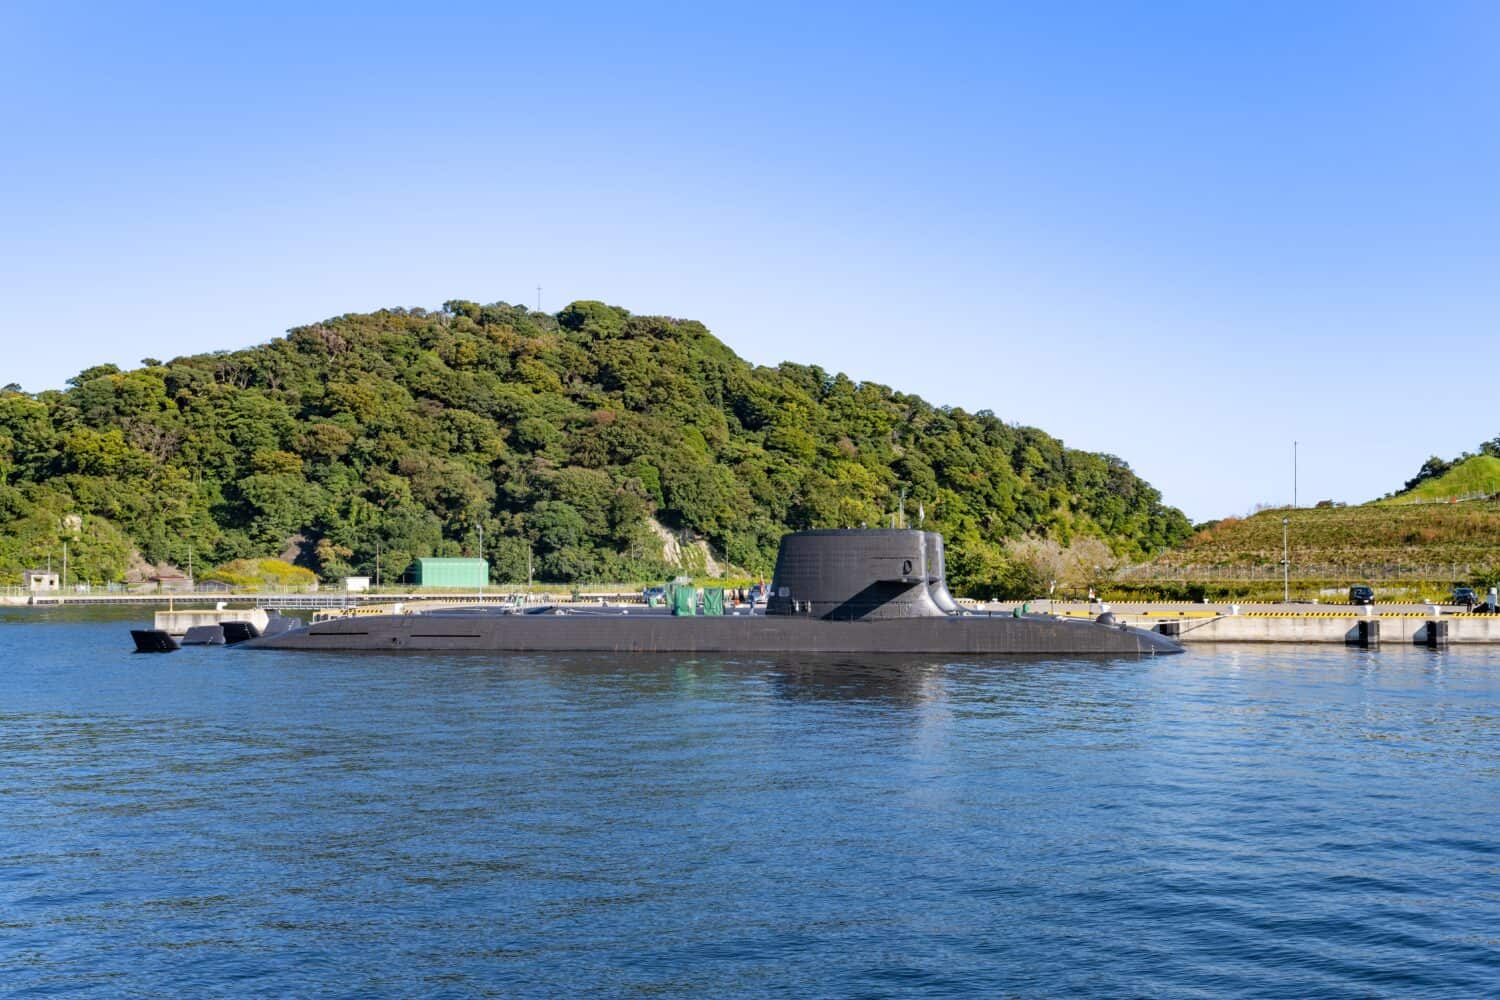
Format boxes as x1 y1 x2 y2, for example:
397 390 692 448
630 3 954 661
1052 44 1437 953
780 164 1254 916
1349 585 1375 606
747 583 767 605
1452 586 1478 610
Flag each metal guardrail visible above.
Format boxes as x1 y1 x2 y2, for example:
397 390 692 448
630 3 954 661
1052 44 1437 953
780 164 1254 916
256 594 376 609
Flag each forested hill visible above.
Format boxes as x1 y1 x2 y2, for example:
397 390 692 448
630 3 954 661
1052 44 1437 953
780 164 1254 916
0 299 1190 595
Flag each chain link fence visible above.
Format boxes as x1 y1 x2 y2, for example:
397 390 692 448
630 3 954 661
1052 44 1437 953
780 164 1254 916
1119 562 1488 583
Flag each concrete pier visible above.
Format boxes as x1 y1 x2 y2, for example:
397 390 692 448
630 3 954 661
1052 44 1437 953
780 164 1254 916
1015 602 1500 644
1156 612 1500 644
154 608 270 638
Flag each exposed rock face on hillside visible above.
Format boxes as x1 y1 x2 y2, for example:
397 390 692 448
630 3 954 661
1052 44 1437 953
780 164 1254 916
648 518 725 577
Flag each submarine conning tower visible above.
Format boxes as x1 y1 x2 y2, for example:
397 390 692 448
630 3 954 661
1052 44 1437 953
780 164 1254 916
766 529 955 620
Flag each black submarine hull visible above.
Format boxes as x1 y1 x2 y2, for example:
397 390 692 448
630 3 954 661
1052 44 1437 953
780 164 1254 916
242 609 1182 656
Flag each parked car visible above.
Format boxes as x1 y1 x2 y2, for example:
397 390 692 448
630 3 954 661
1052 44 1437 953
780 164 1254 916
642 585 667 605
1348 585 1375 606
1451 586 1478 610
747 583 768 605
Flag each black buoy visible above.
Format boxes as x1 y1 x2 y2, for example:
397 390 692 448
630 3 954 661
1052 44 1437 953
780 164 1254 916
131 629 180 653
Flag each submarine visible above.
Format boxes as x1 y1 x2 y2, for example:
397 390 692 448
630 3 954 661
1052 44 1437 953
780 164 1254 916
242 529 1183 656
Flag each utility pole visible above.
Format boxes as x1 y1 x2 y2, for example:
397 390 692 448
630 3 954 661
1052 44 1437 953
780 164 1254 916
1282 516 1290 603
476 522 485 594
1293 440 1298 509
62 542 68 593
536 285 542 312
375 539 382 590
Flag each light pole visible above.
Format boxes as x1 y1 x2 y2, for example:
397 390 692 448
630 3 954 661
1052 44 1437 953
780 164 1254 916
1282 516 1290 603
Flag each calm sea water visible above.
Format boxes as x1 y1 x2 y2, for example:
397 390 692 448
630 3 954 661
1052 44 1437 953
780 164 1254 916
1 609 1496 998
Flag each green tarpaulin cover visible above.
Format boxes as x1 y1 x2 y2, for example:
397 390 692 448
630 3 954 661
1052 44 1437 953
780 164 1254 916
670 584 697 616
702 587 724 616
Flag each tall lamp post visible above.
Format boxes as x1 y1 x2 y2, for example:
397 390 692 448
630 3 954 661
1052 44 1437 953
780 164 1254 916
1282 516 1290 603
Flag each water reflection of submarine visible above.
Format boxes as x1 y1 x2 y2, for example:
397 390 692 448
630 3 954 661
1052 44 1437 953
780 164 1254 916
242 530 1183 656
765 656 947 704
535 654 949 704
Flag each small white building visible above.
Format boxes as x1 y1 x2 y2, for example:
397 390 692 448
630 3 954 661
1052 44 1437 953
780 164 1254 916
344 576 371 593
23 570 59 593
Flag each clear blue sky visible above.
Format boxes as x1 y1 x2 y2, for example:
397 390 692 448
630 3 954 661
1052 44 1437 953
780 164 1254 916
4 2 1497 523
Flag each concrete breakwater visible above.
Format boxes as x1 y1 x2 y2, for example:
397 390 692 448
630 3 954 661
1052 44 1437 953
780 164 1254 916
1016 602 1500 645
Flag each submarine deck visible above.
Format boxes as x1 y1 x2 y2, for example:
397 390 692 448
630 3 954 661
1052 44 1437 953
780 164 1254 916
243 607 1181 656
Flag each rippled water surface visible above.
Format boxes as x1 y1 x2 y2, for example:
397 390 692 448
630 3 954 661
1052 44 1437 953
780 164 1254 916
2 609 1497 997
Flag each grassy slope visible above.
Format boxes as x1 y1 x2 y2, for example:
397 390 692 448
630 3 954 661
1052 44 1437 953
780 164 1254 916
1110 450 1500 598
1383 455 1500 503
1147 502 1500 574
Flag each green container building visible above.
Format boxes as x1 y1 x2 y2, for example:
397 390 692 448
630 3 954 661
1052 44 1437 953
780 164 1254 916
415 558 490 588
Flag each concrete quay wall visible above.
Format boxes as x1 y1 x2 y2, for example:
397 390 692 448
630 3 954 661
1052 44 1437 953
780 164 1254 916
1158 613 1500 644
997 601 1500 644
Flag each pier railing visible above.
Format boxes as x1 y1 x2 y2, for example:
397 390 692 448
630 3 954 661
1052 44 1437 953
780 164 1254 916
10 587 656 607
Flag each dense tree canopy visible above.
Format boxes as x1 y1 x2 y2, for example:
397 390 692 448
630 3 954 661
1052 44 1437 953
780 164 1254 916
0 299 1191 595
